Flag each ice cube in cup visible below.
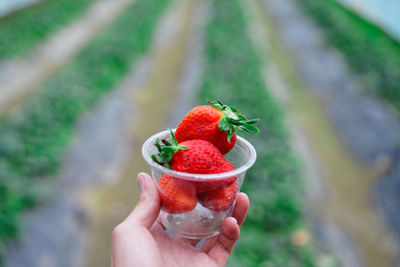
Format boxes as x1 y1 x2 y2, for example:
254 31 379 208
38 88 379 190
142 129 256 239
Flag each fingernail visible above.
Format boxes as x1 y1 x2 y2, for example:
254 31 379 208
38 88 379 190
138 174 145 191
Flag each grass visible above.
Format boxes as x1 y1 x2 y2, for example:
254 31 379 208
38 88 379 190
0 0 97 58
297 0 400 111
200 0 317 265
0 0 171 261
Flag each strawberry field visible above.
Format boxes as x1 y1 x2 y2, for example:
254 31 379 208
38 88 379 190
0 0 171 262
1 0 400 266
200 0 316 265
297 0 400 111
0 0 97 58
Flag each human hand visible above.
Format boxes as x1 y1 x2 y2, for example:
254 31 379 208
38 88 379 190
111 172 249 267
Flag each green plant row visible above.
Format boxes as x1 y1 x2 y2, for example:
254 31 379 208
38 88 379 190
297 0 400 111
200 0 316 265
0 0 97 58
0 0 171 261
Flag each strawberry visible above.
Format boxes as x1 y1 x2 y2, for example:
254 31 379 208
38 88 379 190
152 130 231 174
174 100 259 154
152 130 239 213
198 181 238 211
157 174 197 213
192 161 236 194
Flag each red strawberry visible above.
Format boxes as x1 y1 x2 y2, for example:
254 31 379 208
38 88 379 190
198 181 238 211
157 174 197 213
152 131 232 174
174 100 259 154
170 139 229 173
192 160 236 194
152 130 239 213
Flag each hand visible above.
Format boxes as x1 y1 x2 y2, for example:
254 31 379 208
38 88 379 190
111 172 249 267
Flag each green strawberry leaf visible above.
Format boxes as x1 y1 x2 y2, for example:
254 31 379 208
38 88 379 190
239 124 260 133
209 100 260 141
152 129 187 168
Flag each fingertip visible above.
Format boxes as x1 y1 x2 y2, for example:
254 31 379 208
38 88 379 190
137 172 151 187
124 172 160 228
225 216 237 226
137 174 145 191
222 217 240 240
232 192 249 227
237 192 249 206
137 172 157 193
138 172 151 178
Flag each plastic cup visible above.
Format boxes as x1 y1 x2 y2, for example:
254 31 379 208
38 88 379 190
142 129 256 239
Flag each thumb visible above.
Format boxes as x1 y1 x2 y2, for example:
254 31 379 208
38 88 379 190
124 172 160 228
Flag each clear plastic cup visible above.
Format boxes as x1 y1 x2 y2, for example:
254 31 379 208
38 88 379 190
142 129 256 239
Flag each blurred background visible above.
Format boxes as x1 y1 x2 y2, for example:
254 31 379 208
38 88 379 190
0 0 399 266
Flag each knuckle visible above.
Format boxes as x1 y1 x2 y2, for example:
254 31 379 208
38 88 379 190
219 237 232 251
138 192 150 204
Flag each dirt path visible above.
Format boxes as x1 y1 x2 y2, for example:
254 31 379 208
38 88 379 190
0 0 134 117
242 0 400 266
83 0 207 266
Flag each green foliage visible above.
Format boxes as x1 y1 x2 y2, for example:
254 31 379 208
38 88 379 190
200 0 317 265
0 0 171 260
0 0 97 58
298 0 400 111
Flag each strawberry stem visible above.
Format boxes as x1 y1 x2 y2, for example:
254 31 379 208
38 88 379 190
152 129 187 168
208 100 260 142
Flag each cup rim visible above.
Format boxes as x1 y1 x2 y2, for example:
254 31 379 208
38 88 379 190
141 129 257 180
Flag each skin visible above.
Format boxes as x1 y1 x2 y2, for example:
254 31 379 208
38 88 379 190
111 172 250 267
